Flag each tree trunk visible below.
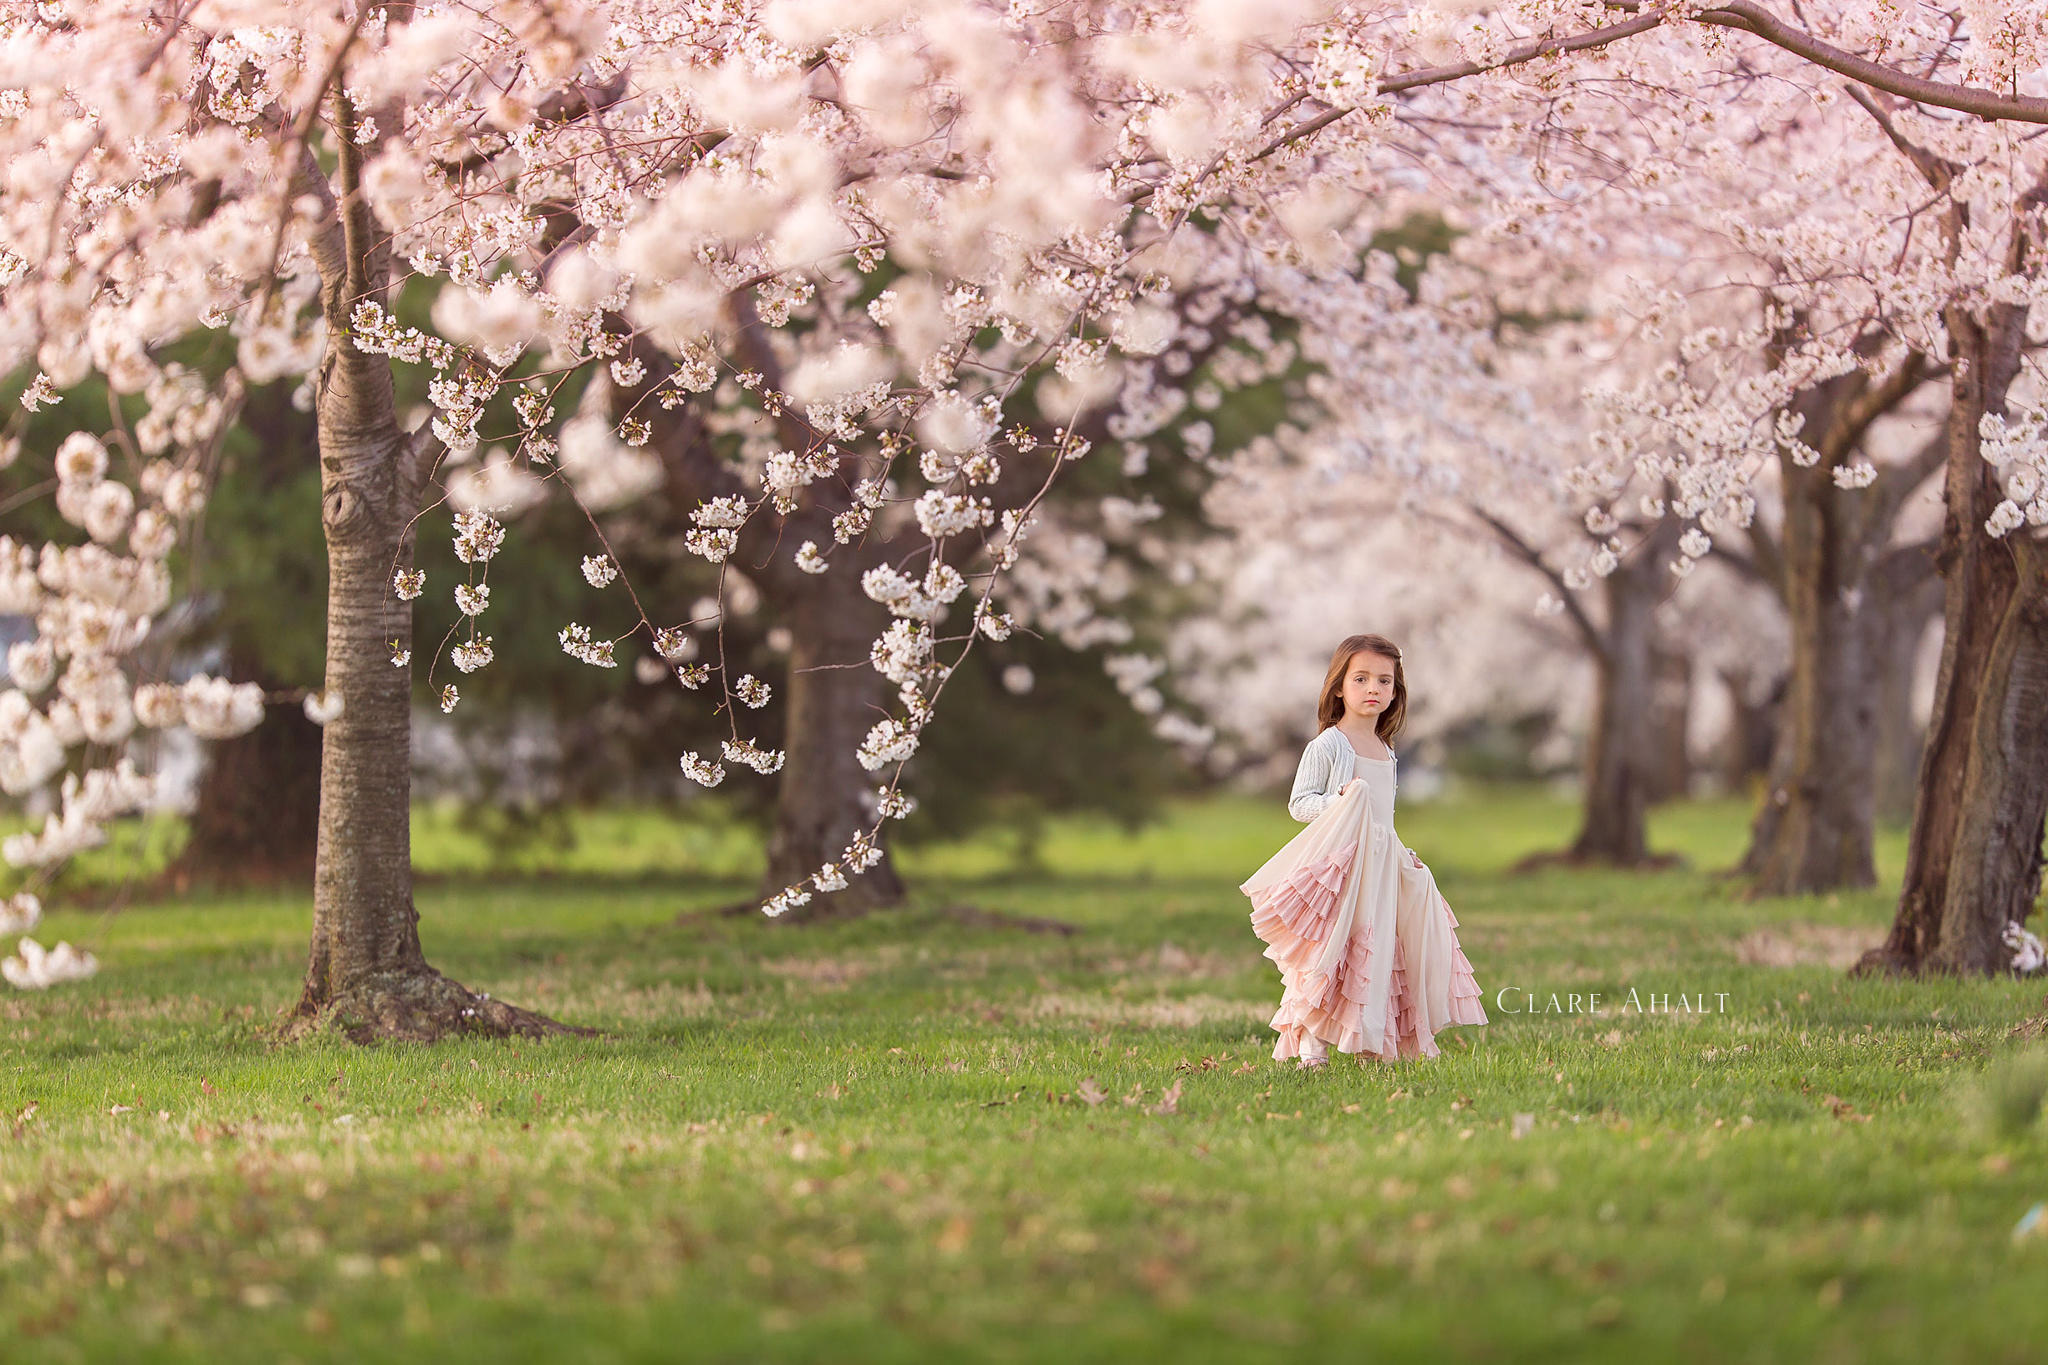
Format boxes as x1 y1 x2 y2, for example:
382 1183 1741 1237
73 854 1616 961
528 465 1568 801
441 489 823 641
286 115 574 1041
171 645 322 887
1645 641 1693 803
1715 665 1782 794
1739 450 1882 894
1858 301 2048 977
1569 528 1675 864
1872 548 1942 827
169 386 328 888
760 564 908 918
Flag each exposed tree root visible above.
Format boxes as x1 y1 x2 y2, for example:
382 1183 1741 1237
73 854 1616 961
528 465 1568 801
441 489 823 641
1511 848 1687 875
934 903 1080 936
282 969 594 1044
1849 946 1921 979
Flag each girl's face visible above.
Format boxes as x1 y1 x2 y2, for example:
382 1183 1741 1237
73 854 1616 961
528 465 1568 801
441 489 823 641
1341 651 1397 722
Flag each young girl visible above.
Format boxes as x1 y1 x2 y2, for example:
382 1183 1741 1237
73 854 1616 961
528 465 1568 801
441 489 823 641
1241 633 1488 1067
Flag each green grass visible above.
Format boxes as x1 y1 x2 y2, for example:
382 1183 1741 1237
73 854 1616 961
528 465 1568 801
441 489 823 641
3 786 2046 1364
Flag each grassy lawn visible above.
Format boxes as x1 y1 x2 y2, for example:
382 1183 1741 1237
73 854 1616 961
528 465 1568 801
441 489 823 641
3 786 2046 1363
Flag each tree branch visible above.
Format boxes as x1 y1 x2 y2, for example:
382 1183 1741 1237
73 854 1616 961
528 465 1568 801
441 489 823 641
1840 84 1955 191
1466 503 1609 663
1686 1 2048 124
1742 514 1786 600
1867 427 1949 529
1822 351 1928 465
1237 0 2048 193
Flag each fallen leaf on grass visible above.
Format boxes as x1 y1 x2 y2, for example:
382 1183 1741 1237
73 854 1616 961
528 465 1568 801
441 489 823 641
63 1181 119 1221
1077 1078 1107 1107
1821 1094 1871 1123
1146 1079 1183 1116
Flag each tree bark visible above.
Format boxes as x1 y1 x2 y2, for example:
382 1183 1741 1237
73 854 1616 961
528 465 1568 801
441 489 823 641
1715 664 1783 794
171 645 322 887
1568 518 1681 864
1858 299 2048 976
1872 546 1942 827
1645 641 1693 803
169 387 328 888
285 122 575 1041
1739 451 1882 893
760 561 908 914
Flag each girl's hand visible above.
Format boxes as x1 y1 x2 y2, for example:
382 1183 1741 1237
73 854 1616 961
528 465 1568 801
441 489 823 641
1408 849 1424 870
1338 779 1363 797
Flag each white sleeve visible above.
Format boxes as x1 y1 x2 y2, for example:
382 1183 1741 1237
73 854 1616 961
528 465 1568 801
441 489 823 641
1286 735 1339 823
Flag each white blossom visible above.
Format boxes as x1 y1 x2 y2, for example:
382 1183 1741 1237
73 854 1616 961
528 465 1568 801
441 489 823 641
857 717 919 770
913 490 995 539
721 737 785 774
2 937 98 990
452 512 506 565
684 528 738 563
559 623 617 668
451 637 495 672
178 677 265 740
680 751 726 787
0 892 41 935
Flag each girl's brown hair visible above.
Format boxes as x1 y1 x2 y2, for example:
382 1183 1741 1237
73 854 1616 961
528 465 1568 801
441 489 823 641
1316 633 1407 741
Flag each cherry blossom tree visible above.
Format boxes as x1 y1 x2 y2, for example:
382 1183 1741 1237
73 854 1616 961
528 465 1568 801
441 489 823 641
1844 93 2048 975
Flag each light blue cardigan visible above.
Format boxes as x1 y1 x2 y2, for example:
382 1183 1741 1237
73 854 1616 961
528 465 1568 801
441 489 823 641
1286 725 1396 823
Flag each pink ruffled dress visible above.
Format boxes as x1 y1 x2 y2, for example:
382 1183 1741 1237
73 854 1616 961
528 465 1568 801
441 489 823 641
1241 730 1487 1062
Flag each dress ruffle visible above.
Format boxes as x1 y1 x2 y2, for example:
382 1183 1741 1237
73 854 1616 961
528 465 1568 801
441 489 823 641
1246 840 1356 980
1268 908 1382 1057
